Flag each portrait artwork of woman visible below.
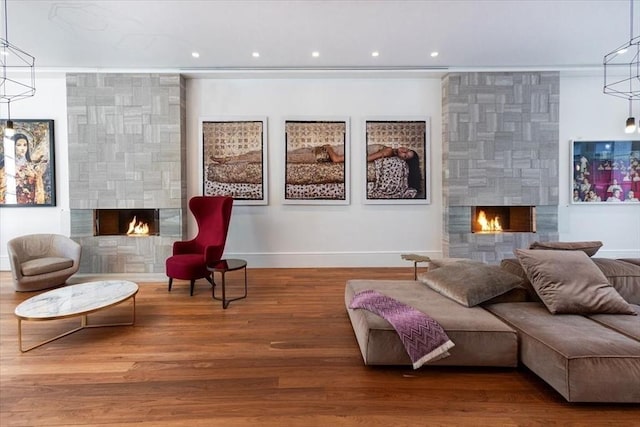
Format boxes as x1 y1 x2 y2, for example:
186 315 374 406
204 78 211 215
364 120 427 201
0 120 55 206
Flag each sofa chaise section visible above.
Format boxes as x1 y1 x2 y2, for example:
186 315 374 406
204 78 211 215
486 302 640 403
345 279 518 367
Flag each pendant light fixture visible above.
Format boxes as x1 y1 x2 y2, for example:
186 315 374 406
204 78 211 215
604 0 640 132
626 100 636 133
1 0 36 137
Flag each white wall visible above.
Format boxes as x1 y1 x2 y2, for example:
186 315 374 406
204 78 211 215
558 72 640 258
186 77 443 267
0 73 70 271
1 71 638 271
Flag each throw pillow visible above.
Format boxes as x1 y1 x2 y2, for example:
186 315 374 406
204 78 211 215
427 258 485 271
418 263 525 307
528 240 603 257
499 258 541 302
514 249 636 315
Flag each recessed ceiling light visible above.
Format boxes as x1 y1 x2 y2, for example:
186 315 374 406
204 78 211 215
252 52 260 58
312 51 320 58
430 51 439 58
192 52 200 58
371 51 379 57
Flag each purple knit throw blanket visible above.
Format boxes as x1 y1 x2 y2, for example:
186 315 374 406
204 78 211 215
349 290 455 369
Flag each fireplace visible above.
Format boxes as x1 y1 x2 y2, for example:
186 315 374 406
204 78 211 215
472 206 536 233
94 209 160 236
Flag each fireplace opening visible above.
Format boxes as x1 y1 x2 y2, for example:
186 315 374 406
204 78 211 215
472 206 536 233
94 209 160 236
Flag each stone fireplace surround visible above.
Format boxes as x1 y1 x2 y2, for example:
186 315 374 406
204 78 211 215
67 73 187 273
442 72 560 263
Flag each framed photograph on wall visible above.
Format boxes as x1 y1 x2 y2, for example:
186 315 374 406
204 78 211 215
0 119 56 207
364 117 430 204
200 117 268 205
571 140 640 204
283 118 350 205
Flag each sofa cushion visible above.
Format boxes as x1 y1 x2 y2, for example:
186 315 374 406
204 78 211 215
515 249 636 315
588 304 640 341
21 257 74 276
502 257 640 305
418 263 524 307
590 258 640 304
499 258 541 302
486 302 640 403
345 279 518 367
528 240 603 257
427 258 484 271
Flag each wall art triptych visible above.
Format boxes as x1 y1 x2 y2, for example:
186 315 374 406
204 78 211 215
200 116 430 206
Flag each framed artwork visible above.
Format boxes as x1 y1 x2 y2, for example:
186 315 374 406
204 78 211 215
200 117 268 205
0 119 56 207
571 140 640 204
364 118 430 204
283 118 350 205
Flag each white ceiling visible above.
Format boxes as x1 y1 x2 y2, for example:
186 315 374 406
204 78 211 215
1 0 631 73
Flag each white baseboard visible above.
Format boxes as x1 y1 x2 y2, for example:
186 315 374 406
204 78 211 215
222 250 443 268
0 251 443 272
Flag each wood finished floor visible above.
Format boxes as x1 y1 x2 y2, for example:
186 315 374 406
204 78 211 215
1 268 638 426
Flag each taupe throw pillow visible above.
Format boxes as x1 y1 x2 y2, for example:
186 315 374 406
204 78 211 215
427 258 484 271
528 240 603 257
418 263 524 307
514 249 636 315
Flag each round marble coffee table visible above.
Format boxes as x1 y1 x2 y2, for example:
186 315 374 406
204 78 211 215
14 280 139 352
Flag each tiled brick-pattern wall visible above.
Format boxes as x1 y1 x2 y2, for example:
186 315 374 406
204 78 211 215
442 72 560 263
67 73 186 273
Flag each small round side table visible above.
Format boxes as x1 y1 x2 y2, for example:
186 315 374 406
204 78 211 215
208 259 248 309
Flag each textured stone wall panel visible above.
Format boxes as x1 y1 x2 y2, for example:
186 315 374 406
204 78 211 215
442 72 560 263
67 73 186 273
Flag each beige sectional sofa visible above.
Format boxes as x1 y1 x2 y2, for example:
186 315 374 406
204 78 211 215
345 250 640 403
346 280 519 367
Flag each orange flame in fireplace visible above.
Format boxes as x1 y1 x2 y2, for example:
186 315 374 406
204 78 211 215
126 216 149 236
477 210 502 232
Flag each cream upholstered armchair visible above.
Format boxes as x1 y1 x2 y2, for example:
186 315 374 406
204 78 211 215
7 234 81 292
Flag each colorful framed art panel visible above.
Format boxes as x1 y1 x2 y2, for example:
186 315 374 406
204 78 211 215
571 140 640 204
0 119 56 207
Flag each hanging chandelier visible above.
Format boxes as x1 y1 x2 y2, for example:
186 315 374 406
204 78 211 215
1 0 36 137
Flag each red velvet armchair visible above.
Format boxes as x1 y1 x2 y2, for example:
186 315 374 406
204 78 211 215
166 196 233 296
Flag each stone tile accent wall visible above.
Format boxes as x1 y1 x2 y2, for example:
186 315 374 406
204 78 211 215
66 73 187 273
442 72 560 263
